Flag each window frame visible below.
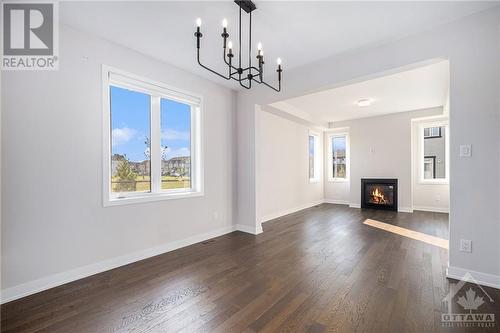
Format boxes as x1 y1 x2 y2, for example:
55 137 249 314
102 65 204 206
419 121 449 185
424 126 442 139
328 132 349 182
308 131 321 183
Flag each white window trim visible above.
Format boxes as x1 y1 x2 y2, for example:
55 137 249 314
102 65 204 207
418 120 449 185
327 132 350 182
308 131 321 183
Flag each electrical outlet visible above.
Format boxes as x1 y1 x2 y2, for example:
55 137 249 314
460 239 472 253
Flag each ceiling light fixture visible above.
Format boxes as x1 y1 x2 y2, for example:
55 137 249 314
357 99 372 107
194 0 282 91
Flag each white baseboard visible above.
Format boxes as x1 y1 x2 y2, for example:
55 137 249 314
0 225 243 304
413 205 449 213
324 199 349 205
447 266 500 290
347 204 414 213
260 199 324 223
235 223 263 235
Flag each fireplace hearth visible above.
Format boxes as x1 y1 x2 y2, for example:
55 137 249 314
361 178 398 211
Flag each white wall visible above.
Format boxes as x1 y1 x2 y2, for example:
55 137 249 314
237 8 500 286
411 117 450 213
326 108 443 212
256 108 324 223
1 25 237 300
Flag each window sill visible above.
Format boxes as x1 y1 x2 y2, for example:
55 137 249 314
328 178 349 183
104 190 204 207
418 180 449 186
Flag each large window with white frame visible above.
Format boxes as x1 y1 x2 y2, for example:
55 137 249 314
103 67 203 206
308 132 320 182
328 133 349 181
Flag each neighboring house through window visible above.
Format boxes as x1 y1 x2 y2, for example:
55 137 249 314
103 66 203 206
328 133 349 181
421 123 448 182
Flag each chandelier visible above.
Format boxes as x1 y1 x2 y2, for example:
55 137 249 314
194 0 282 91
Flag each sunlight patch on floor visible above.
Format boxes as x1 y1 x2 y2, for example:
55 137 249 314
363 218 449 249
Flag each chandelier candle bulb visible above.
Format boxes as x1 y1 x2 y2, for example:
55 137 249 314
194 18 203 49
277 57 282 65
221 19 229 48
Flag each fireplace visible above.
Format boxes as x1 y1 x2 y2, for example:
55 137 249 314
361 178 398 211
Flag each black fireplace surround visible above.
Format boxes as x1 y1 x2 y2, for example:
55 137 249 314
361 178 398 211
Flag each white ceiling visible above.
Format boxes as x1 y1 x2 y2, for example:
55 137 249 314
271 60 450 124
60 1 496 90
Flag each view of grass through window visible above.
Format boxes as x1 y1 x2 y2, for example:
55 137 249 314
110 86 192 194
110 86 151 193
161 98 191 190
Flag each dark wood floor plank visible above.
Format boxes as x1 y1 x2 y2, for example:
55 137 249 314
2 204 499 333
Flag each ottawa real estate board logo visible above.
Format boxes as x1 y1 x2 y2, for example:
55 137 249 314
442 273 495 329
2 1 58 70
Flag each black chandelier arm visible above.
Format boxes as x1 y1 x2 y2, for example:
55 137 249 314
248 11 252 78
252 74 281 92
223 50 240 72
197 49 230 81
239 73 252 89
261 80 281 92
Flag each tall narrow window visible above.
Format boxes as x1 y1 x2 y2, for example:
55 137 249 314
330 134 348 180
308 132 320 182
161 98 192 190
110 86 151 194
104 67 203 206
422 124 447 182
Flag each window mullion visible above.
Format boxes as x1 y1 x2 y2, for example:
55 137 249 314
151 95 162 193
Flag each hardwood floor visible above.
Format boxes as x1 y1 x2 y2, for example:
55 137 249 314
2 204 499 332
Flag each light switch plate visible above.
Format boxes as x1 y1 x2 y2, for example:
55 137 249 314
460 239 472 253
460 144 472 158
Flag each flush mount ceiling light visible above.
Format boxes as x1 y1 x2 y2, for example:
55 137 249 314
194 0 282 91
357 99 372 107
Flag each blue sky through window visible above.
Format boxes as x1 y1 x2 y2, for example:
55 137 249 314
333 136 346 155
111 86 150 162
110 86 191 162
161 98 191 160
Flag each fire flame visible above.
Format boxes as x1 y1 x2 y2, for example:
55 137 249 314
371 188 388 204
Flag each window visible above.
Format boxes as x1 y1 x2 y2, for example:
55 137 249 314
328 133 349 181
424 126 441 138
103 67 203 206
421 123 448 183
423 156 435 179
161 98 192 190
110 86 151 194
308 133 320 182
